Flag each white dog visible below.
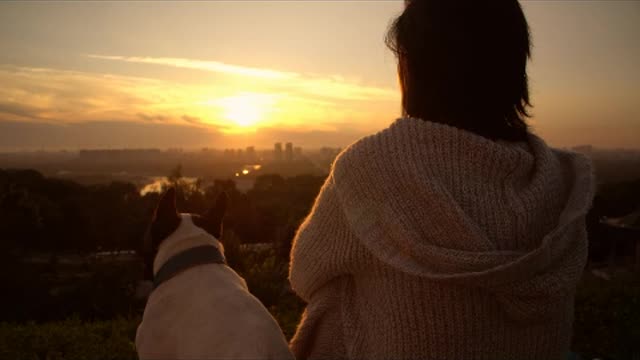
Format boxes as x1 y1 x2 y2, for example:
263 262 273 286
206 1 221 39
135 188 293 360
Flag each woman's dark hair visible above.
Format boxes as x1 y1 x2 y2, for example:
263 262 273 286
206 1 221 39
386 0 532 142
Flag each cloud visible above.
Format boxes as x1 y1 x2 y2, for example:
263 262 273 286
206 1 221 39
87 54 399 102
0 119 223 151
0 65 218 126
181 115 201 125
0 101 47 121
0 117 372 151
0 63 398 150
137 113 170 123
87 54 298 80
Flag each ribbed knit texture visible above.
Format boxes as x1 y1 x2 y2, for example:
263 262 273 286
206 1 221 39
288 117 595 360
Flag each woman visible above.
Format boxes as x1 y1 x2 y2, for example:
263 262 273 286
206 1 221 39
288 1 594 360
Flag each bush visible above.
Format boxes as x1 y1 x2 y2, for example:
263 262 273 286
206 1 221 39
227 242 306 339
0 306 303 359
0 259 145 322
270 293 306 341
573 272 640 359
6 271 640 359
0 317 138 360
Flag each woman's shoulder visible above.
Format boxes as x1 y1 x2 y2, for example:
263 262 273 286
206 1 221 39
332 117 413 173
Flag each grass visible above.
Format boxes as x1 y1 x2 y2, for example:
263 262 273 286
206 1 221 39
0 302 304 360
0 317 139 360
2 272 638 360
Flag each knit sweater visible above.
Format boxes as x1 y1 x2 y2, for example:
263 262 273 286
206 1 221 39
288 117 594 360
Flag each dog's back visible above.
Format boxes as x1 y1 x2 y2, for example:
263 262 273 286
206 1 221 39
136 263 293 359
136 210 293 360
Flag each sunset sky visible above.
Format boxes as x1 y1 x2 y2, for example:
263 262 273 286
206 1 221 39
0 1 638 151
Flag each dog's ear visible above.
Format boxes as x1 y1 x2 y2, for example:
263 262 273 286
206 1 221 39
155 187 178 221
212 192 228 218
142 187 180 280
149 187 181 246
202 192 228 239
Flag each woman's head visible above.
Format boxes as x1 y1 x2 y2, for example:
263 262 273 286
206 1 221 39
386 0 531 142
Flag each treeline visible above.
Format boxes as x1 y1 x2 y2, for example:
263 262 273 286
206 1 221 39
0 168 324 323
2 167 637 258
1 168 639 358
0 168 325 254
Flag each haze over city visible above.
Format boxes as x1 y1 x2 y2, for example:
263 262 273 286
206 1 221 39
0 1 638 151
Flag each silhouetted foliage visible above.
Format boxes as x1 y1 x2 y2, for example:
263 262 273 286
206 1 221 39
0 317 138 360
573 273 640 359
0 168 318 328
596 179 640 218
0 168 637 358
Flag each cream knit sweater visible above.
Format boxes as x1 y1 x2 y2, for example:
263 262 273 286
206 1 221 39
289 117 594 360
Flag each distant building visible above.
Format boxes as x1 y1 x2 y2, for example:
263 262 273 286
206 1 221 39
274 143 283 161
246 146 256 162
223 148 236 160
285 142 293 162
294 146 303 159
78 149 162 162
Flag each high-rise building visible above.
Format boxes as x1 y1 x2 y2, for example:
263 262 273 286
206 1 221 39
223 148 236 160
285 142 293 162
274 142 283 161
246 146 257 163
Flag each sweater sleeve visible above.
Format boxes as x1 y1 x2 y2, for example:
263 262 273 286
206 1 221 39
289 172 370 302
288 171 363 302
289 172 368 359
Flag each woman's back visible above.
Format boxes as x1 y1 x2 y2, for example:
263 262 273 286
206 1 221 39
289 118 594 359
289 1 595 358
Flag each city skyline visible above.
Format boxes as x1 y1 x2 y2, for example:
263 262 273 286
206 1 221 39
0 1 639 150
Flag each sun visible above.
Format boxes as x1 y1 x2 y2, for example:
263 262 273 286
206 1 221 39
218 94 272 128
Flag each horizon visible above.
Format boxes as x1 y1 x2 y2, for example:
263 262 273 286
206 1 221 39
1 1 639 151
2 143 640 155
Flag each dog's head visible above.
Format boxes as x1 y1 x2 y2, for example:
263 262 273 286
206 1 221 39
141 187 228 281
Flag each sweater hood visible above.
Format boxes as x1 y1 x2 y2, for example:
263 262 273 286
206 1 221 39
332 117 595 321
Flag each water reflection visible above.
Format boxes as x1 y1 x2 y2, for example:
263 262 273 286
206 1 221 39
140 164 262 195
139 177 199 196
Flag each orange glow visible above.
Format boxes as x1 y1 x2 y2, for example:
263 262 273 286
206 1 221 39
0 1 638 150
216 94 274 129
